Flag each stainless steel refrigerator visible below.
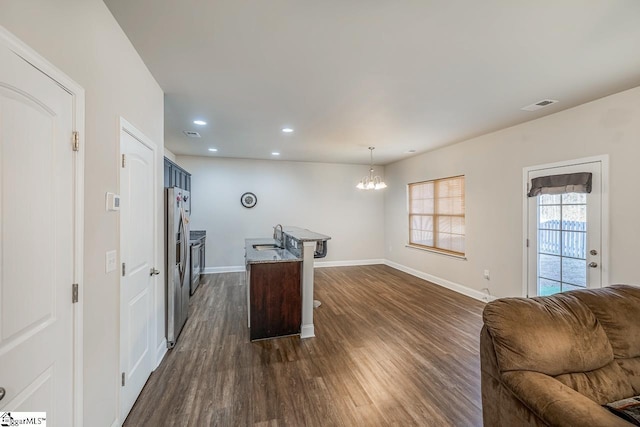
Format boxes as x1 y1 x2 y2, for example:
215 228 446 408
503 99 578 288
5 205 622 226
166 187 191 348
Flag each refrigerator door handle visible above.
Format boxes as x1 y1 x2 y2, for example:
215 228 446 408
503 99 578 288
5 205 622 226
179 208 188 286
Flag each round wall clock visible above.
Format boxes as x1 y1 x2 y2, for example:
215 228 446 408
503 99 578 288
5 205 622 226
240 192 257 208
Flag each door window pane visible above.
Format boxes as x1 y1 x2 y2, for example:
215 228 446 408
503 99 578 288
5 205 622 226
562 193 586 204
538 229 560 255
539 278 561 296
539 194 561 205
562 257 586 287
539 254 561 281
539 205 561 230
562 205 586 231
561 231 586 258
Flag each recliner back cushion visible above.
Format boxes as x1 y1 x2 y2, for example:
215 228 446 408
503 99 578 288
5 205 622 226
483 293 613 375
571 285 640 358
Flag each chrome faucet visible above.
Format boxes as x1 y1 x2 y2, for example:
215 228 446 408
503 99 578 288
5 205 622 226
273 224 284 248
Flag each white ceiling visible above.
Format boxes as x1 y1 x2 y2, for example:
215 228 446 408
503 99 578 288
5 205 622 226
104 0 640 165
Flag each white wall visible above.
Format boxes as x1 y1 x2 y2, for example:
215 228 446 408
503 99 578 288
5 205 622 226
385 86 640 298
0 2 164 425
175 156 385 269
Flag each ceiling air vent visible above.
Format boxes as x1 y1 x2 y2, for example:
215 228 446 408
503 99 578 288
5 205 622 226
521 99 559 112
183 130 201 138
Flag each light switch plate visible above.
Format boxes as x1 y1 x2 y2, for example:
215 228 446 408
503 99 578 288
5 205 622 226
106 250 117 273
106 192 120 211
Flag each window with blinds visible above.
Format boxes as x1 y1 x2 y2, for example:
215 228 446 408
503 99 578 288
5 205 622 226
408 175 465 255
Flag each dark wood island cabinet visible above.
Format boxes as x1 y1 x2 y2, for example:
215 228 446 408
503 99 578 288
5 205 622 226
249 260 301 341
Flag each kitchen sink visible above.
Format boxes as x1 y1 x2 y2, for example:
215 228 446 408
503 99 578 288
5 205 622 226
252 244 281 251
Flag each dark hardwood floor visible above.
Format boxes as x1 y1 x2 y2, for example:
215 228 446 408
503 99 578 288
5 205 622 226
124 265 485 426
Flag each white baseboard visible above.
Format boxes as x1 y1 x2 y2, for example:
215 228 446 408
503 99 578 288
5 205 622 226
314 259 385 268
155 338 167 369
203 265 245 274
384 260 497 303
203 260 497 303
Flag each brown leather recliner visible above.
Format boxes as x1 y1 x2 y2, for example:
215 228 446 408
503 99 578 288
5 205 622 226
481 285 640 426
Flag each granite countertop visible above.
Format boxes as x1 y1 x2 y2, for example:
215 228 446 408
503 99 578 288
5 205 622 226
245 238 302 264
282 226 331 242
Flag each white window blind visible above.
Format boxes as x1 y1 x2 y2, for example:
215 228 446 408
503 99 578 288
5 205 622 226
409 175 465 255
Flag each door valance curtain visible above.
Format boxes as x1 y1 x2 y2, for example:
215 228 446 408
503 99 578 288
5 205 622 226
527 172 592 197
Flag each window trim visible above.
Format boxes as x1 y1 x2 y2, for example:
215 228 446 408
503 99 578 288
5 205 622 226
408 175 465 256
405 243 467 260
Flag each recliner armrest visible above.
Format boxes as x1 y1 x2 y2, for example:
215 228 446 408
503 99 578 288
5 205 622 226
501 371 633 427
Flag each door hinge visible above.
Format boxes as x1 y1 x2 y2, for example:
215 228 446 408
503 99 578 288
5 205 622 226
526 238 530 248
72 283 79 303
122 262 126 277
72 131 80 151
121 154 126 168
122 372 125 387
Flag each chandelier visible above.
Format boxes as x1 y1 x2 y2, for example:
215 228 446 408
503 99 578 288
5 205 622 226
356 147 387 190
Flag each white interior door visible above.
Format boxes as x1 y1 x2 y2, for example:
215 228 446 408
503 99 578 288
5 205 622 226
526 160 603 297
0 44 76 422
120 124 156 421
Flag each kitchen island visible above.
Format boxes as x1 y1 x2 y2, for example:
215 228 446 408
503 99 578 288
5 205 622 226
245 226 331 341
245 238 302 341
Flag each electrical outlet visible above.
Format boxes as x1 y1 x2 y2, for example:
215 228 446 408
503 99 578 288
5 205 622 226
483 269 490 280
106 250 117 273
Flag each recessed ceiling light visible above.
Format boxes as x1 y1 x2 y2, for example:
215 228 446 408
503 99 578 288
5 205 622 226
208 148 218 152
193 120 207 126
271 152 280 156
281 128 294 133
